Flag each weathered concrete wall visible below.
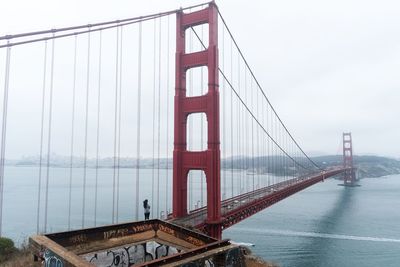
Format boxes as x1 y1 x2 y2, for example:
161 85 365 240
81 240 178 266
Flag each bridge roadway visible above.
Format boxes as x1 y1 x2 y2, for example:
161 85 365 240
171 167 346 232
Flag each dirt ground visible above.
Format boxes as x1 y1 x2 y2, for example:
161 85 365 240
244 254 279 267
0 252 40 267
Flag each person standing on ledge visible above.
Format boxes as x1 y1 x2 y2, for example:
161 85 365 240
143 199 150 220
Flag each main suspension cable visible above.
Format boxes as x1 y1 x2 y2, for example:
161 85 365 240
0 1 212 42
190 27 314 172
216 10 321 170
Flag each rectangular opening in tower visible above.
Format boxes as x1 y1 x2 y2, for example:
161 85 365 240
187 112 207 151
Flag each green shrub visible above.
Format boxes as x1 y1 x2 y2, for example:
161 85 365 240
0 237 17 262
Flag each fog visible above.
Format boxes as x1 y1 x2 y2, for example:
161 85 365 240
1 0 399 159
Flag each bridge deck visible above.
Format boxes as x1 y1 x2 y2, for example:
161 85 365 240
172 167 345 231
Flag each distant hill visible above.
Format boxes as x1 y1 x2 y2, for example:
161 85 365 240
222 155 400 178
8 154 400 179
312 155 400 178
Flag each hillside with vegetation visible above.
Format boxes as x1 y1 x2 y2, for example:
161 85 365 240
312 155 400 178
9 154 400 179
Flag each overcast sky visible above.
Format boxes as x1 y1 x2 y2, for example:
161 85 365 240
1 0 399 158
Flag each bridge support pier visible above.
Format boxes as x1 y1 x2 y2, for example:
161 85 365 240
173 3 222 239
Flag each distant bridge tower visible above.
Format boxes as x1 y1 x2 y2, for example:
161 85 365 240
342 132 356 185
173 3 222 239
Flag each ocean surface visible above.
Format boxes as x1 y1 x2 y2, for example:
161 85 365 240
224 174 400 267
2 166 400 266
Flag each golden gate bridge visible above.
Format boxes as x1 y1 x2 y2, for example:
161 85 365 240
0 0 356 254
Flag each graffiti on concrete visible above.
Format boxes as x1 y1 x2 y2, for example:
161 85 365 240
44 249 64 267
82 241 178 266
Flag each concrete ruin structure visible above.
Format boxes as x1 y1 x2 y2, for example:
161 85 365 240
30 219 245 266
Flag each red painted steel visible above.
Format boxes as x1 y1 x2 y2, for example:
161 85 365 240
173 3 222 239
343 132 356 184
220 168 344 229
172 167 347 232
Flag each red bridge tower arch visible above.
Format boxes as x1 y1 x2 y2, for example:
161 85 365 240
172 3 221 239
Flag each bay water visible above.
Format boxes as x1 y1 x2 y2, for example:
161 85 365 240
224 174 400 267
2 166 400 266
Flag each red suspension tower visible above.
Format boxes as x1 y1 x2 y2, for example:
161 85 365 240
343 132 356 185
173 3 221 239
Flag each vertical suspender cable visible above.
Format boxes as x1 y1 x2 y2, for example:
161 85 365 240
135 22 142 221
272 107 275 184
151 19 156 218
257 99 268 185
280 125 283 181
286 127 289 177
242 63 246 192
37 41 47 234
272 109 276 184
188 28 193 210
267 104 270 186
263 103 266 187
269 102 272 184
237 53 241 194
68 36 77 230
283 130 286 181
281 124 284 181
256 84 260 187
0 42 11 236
165 16 169 216
44 35 55 233
293 144 295 179
268 106 272 186
156 17 162 218
280 124 286 180
94 31 102 226
265 103 273 186
200 25 204 207
262 100 266 186
82 30 91 228
274 113 278 183
290 142 293 180
267 99 270 186
221 24 226 200
243 68 248 192
250 75 255 192
242 65 246 192
230 39 233 198
116 27 123 222
273 105 277 184
112 26 120 224
270 103 273 185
